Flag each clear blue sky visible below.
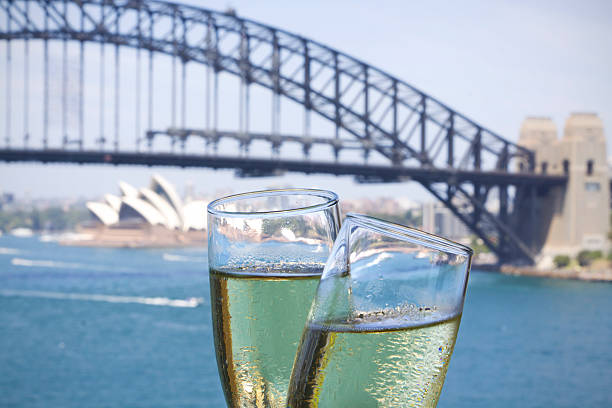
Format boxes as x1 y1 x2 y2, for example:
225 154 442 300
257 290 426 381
1 0 610 201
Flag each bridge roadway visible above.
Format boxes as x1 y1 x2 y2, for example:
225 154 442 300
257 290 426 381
0 147 567 187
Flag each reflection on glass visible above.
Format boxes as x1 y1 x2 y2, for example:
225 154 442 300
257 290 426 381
207 189 341 407
288 213 473 408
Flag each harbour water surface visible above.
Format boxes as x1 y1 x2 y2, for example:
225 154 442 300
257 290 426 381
1 236 610 407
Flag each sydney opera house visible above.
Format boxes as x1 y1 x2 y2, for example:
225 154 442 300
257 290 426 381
68 175 207 247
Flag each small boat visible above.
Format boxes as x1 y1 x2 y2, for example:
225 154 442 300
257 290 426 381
10 228 33 238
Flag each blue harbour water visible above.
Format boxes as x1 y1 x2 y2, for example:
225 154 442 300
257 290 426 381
1 235 611 407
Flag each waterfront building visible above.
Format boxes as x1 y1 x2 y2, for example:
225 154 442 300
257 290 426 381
421 201 470 240
518 113 610 259
77 175 207 247
87 175 207 231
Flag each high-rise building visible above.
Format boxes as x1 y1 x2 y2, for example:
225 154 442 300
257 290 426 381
421 201 469 240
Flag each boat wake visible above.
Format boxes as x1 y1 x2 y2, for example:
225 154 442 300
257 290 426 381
0 247 20 255
162 253 207 263
11 258 84 269
10 258 134 272
0 289 204 308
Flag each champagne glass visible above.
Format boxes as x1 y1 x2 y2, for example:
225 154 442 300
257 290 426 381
287 213 473 408
207 189 341 407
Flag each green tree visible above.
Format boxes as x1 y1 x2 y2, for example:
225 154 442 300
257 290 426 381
577 251 591 267
577 250 602 267
553 255 570 268
469 235 490 254
0 206 90 233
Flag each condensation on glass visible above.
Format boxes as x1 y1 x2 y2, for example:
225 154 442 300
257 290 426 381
207 189 341 408
288 213 473 408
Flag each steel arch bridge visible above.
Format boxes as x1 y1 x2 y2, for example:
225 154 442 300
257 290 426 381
0 0 565 264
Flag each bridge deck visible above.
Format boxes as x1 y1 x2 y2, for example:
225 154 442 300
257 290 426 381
0 149 567 187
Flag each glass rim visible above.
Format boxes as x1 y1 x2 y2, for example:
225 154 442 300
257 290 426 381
345 213 474 257
207 188 339 218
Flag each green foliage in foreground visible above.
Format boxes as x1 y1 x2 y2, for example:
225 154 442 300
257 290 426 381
577 250 603 267
0 206 91 233
553 255 571 268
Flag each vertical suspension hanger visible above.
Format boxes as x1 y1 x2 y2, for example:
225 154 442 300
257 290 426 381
271 30 281 157
171 7 177 151
99 2 105 150
43 1 49 149
213 68 219 153
363 64 369 163
114 5 120 152
245 83 250 141
5 0 11 149
62 0 68 147
205 16 213 152
78 1 84 150
238 24 245 154
23 0 30 148
213 24 219 153
147 9 154 151
181 15 187 152
135 4 142 151
240 22 251 156
303 39 311 159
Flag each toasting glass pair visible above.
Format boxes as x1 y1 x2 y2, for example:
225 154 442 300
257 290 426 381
208 189 472 408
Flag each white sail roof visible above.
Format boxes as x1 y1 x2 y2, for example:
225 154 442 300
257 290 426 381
182 200 208 231
139 187 182 229
118 181 139 198
151 174 184 224
86 175 211 231
86 202 119 226
119 197 166 226
105 194 122 212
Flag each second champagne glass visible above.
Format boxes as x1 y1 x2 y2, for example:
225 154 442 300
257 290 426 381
288 213 472 407
207 189 341 407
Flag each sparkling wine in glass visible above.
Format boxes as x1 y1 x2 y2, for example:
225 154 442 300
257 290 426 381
207 189 341 407
287 213 472 408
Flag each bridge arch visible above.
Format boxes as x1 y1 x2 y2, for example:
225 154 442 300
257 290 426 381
0 0 566 264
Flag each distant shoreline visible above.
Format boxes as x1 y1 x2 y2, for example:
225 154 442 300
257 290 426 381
500 265 612 283
59 225 206 248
